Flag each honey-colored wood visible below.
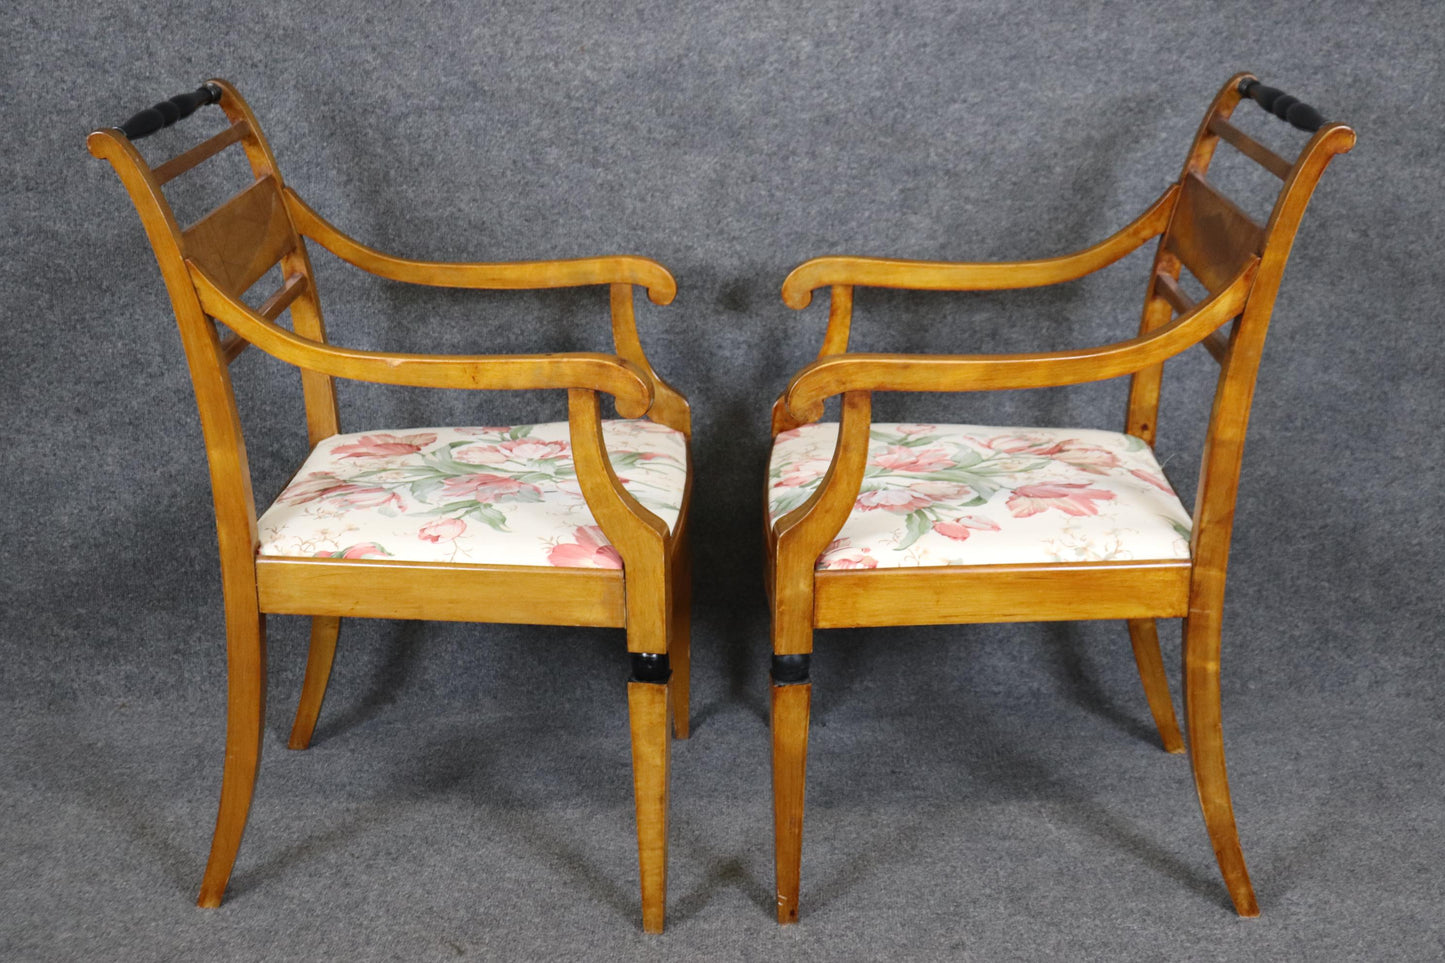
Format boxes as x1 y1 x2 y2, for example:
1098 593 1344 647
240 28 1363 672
1207 115 1292 180
770 391 873 656
217 330 249 364
628 679 671 933
1126 72 1250 444
90 80 689 931
1167 172 1266 294
819 284 854 355
197 610 266 907
1201 328 1230 364
191 266 657 418
1127 618 1185 753
284 188 677 305
771 681 811 924
204 78 341 446
152 120 249 185
669 526 692 739
182 176 295 298
813 561 1191 628
768 74 1355 921
781 185 1178 308
256 557 627 625
781 262 1253 424
1153 271 1196 315
288 616 341 750
610 283 691 436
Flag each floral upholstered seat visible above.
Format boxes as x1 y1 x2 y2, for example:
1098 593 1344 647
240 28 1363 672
767 422 1192 570
258 421 687 567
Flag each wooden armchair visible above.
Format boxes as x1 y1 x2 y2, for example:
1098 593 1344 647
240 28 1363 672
766 74 1354 921
89 80 690 932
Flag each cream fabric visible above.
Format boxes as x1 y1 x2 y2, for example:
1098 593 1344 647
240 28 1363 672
258 421 687 567
767 422 1191 570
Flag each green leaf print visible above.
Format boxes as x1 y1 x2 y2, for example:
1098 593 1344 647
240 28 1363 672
468 504 510 530
898 509 933 550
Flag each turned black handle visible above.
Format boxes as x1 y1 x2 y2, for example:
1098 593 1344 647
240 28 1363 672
116 83 223 140
1237 78 1326 133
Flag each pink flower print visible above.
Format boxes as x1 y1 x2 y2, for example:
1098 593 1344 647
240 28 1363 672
332 433 438 460
982 434 1056 454
277 471 352 504
775 457 832 489
547 525 623 569
855 488 934 513
452 444 509 466
276 473 403 511
871 445 954 473
318 542 391 559
1052 442 1121 475
932 515 1002 541
1129 468 1175 493
775 427 806 442
895 424 936 436
855 480 971 513
500 439 570 461
819 538 878 569
335 486 406 511
441 473 541 503
1006 483 1116 518
418 518 467 543
909 480 973 503
829 554 879 569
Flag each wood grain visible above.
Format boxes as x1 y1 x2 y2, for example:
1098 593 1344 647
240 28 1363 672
813 560 1191 628
256 557 627 626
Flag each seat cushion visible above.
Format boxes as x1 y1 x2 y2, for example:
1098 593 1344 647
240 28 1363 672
258 421 686 567
768 422 1191 570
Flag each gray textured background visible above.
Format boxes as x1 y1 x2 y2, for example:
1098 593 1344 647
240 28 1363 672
3 1 1443 960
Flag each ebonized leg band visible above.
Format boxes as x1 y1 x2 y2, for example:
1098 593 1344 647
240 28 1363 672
630 652 672 684
771 654 811 685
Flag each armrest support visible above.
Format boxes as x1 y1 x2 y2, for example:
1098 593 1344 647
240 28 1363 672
781 257 1255 423
781 185 1178 308
189 261 654 417
283 188 677 305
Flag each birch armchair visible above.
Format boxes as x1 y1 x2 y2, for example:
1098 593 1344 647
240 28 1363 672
766 74 1354 921
89 80 691 932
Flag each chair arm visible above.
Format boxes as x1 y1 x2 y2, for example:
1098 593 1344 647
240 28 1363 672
189 262 654 417
283 188 677 306
780 185 1178 308
781 257 1255 423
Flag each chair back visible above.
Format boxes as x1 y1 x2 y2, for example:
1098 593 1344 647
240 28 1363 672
89 81 340 570
1125 73 1354 571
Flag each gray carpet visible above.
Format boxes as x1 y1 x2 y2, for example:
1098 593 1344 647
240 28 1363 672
3 1 1443 959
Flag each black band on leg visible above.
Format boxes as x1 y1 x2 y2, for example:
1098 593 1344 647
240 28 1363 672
771 654 811 685
629 652 671 684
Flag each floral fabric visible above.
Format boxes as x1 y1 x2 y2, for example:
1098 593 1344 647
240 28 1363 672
258 421 687 567
768 422 1192 570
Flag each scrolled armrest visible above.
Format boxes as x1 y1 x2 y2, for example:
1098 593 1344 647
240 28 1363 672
781 186 1177 309
782 257 1255 422
188 262 654 416
283 189 676 305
